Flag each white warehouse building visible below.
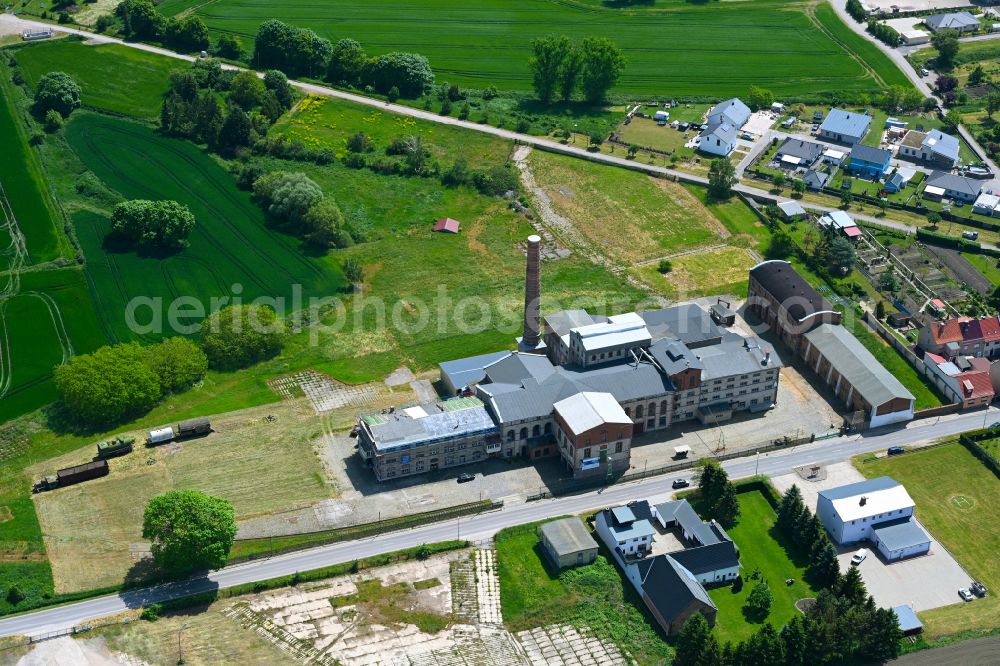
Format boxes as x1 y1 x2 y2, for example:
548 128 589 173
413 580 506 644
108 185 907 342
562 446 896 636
816 477 931 561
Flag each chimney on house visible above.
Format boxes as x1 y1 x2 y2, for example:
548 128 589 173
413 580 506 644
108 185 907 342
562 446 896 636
521 235 542 349
859 496 867 507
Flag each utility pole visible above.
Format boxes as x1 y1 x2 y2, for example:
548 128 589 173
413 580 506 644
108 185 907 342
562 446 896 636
177 622 190 665
755 450 761 476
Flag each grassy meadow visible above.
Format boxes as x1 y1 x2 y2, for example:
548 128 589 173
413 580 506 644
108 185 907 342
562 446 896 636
158 0 910 98
14 41 176 119
854 444 1000 640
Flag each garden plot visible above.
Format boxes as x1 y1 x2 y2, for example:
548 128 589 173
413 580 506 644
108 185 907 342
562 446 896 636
268 370 382 414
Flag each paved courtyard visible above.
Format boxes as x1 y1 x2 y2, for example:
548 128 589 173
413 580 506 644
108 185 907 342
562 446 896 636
772 463 971 613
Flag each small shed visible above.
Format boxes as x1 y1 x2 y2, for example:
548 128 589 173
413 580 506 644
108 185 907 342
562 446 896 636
887 312 911 328
710 302 736 327
433 218 461 234
538 518 598 570
893 605 923 636
776 200 807 221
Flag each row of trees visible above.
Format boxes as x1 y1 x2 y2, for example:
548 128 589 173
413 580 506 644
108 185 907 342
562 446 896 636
111 199 195 251
254 21 434 97
775 485 841 588
54 338 207 427
116 0 209 53
55 305 283 427
676 574 901 665
867 19 901 47
528 35 626 104
160 61 295 156
696 460 741 528
250 171 358 251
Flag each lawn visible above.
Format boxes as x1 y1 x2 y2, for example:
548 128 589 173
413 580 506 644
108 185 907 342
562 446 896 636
853 443 1000 639
14 40 177 119
844 319 943 410
0 67 66 264
616 116 698 158
495 519 671 666
652 246 757 299
526 149 725 264
962 252 1000 285
63 112 346 343
159 0 911 98
706 491 818 644
30 400 333 593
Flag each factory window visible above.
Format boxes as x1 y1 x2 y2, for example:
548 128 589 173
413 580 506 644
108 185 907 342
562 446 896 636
474 451 481 459
660 400 667 413
446 446 456 452
520 427 528 439
506 450 512 458
584 447 592 458
659 416 667 427
401 467 410 474
615 441 623 453
387 470 396 478
623 406 630 417
647 402 656 415
635 405 644 418
458 443 467 449
507 430 515 442
646 418 654 429
459 455 466 464
416 462 424 471
431 448 440 455
544 422 552 434
532 425 540 437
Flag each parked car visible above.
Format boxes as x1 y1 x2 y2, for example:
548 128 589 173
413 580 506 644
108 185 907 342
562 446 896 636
887 446 905 456
990 421 1000 429
457 472 475 483
959 588 975 602
971 581 988 597
920 67 929 77
672 478 691 489
850 549 868 566
962 230 979 240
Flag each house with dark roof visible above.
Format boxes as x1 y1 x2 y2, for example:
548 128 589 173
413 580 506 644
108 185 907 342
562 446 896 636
818 109 872 145
538 518 598 570
747 260 842 347
924 171 982 202
775 138 825 168
847 144 892 179
817 477 931 561
633 555 718 635
802 168 831 191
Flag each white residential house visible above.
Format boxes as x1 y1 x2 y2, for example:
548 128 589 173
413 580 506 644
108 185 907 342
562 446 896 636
897 129 960 168
698 98 751 157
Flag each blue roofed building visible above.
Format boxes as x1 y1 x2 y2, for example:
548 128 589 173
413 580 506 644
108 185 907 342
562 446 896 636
893 605 923 635
819 109 872 145
847 144 893 179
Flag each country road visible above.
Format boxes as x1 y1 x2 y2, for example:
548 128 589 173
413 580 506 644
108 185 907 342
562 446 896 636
0 405 995 639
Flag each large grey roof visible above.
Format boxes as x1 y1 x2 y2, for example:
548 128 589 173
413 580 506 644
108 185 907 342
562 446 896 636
636 555 716 623
776 138 825 163
640 304 723 348
544 309 607 338
926 171 981 197
365 399 499 452
483 352 555 385
850 143 892 165
804 324 915 407
440 351 511 390
925 11 980 30
648 338 704 377
818 476 900 501
872 518 931 551
539 518 597 556
695 334 781 380
706 98 751 129
669 541 740 576
819 109 872 140
700 121 737 145
924 129 960 162
655 500 723 547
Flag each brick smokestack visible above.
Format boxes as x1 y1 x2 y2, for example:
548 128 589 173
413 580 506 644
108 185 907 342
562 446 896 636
522 235 542 347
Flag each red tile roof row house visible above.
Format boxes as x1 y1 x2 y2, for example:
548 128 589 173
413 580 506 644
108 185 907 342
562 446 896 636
917 315 1000 359
921 352 995 408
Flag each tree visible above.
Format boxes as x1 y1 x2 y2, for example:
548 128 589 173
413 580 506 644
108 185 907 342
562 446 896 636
192 58 223 89
218 106 252 154
263 69 294 109
986 92 1000 119
579 37 626 104
747 86 773 111
827 236 857 274
302 197 353 250
253 20 331 77
529 35 570 104
791 178 806 195
54 343 162 427
326 38 368 86
111 199 196 251
142 490 237 575
43 109 63 132
116 0 163 40
780 614 808 666
713 483 741 528
876 300 887 320
229 70 266 110
674 613 720 666
879 265 899 293
216 33 243 60
840 190 853 208
809 542 841 589
367 52 434 97
743 623 784 665
837 565 868 606
696 459 727 506
776 485 805 534
657 258 673 274
932 29 960 68
253 171 323 225
969 64 986 86
708 158 737 200
772 172 785 190
144 337 208 394
343 257 364 286
860 606 902 661
744 582 773 621
165 15 209 52
988 284 1000 312
199 304 284 370
558 43 583 101
881 85 904 112
765 227 795 260
33 71 81 117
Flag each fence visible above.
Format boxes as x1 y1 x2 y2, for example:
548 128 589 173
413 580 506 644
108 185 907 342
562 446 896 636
960 429 1000 479
228 499 502 563
525 433 816 500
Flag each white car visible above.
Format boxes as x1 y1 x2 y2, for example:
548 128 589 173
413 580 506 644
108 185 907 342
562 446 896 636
959 588 975 602
920 67 929 77
850 549 868 566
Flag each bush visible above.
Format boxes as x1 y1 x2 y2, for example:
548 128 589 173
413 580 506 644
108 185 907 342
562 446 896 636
472 165 518 196
744 581 773 621
33 71 81 117
253 170 323 225
54 343 162 427
94 14 114 33
199 304 284 370
143 337 208 394
110 199 196 251
367 52 434 98
346 131 374 153
140 603 162 621
43 109 63 133
6 586 25 606
657 259 672 274
387 85 399 103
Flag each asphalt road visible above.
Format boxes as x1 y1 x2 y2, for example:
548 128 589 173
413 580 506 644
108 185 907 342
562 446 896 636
895 635 1000 666
0 406 994 639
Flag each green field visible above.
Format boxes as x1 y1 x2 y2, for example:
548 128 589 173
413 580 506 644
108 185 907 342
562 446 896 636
707 491 818 644
854 443 1000 639
15 41 177 119
159 0 911 98
63 112 346 342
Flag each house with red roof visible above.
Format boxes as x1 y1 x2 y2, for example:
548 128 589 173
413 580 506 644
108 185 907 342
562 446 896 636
922 352 995 408
918 315 1000 360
